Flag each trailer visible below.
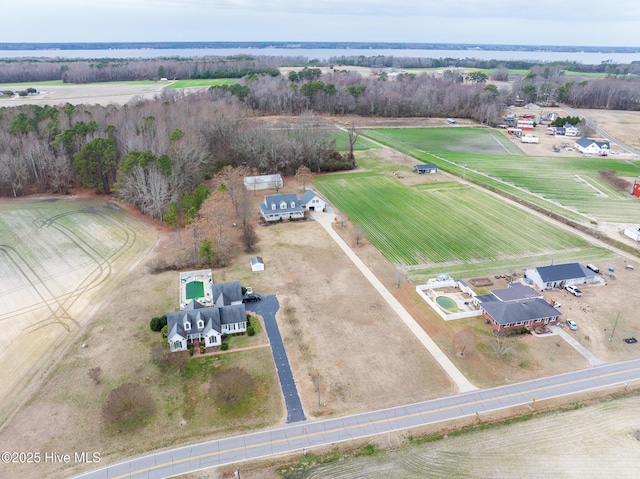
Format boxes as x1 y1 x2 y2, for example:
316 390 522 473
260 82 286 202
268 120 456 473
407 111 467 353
521 135 540 144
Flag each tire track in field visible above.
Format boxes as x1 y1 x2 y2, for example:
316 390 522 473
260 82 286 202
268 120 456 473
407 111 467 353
24 207 137 333
0 205 138 334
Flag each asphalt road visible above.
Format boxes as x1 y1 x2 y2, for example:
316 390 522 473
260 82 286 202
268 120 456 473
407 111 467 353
245 294 306 424
70 359 640 479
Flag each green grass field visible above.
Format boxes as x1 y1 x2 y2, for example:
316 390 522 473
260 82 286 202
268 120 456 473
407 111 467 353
168 79 238 88
362 128 640 223
365 127 524 156
315 172 605 280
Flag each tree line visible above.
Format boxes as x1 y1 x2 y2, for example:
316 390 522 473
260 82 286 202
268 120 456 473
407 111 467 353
0 90 352 214
4 60 640 214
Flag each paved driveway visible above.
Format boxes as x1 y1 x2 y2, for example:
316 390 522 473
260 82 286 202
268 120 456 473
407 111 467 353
245 295 306 423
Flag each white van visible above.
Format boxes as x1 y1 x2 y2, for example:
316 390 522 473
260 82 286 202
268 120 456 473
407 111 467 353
586 264 600 274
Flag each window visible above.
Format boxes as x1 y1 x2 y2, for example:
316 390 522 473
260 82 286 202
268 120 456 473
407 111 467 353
184 321 191 331
271 203 276 210
290 201 295 208
174 340 182 349
197 320 204 329
280 201 286 209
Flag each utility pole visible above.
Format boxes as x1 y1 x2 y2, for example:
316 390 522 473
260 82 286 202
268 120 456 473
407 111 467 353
609 312 620 342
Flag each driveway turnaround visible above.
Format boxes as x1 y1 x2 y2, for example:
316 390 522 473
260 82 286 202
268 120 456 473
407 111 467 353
70 359 640 479
246 294 306 424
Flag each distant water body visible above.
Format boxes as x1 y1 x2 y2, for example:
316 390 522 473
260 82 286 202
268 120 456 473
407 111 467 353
2 47 640 64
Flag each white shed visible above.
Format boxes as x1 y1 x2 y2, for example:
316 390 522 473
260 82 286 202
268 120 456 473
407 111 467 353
624 227 640 242
250 256 265 272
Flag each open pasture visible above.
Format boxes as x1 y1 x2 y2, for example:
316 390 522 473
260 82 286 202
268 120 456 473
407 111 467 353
429 152 640 224
0 197 156 423
168 78 237 88
365 128 640 224
365 127 524 156
315 173 599 280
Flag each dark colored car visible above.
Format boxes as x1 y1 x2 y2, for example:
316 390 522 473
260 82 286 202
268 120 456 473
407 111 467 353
243 293 262 302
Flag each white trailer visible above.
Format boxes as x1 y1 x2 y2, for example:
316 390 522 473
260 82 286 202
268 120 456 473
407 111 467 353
521 135 539 144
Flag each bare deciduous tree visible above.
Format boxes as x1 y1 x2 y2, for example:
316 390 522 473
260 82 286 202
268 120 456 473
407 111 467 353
488 332 513 360
395 266 408 289
295 165 313 190
454 330 475 358
88 366 103 384
242 223 259 252
352 224 366 246
101 383 155 426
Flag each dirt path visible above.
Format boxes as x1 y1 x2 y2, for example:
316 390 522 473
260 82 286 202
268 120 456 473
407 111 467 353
312 211 477 393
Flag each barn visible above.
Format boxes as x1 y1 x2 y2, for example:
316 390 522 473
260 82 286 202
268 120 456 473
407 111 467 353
244 174 283 191
413 164 438 174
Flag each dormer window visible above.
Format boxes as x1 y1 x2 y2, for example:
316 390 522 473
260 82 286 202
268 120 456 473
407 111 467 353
280 201 286 209
184 321 191 331
197 319 204 329
271 203 276 210
290 201 295 208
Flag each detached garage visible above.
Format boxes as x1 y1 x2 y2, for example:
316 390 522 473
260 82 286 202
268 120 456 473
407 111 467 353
250 256 265 272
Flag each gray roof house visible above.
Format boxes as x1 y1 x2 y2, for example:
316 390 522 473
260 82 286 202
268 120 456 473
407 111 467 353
167 281 247 353
475 282 560 332
480 298 561 333
259 193 305 222
574 137 610 155
299 189 327 211
524 263 599 290
475 283 542 305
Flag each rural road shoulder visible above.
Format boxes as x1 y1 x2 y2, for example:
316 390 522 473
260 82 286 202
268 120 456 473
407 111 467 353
69 359 640 479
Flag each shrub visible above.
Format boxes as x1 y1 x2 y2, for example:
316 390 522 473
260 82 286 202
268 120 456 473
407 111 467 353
188 345 194 356
161 325 168 339
209 367 255 405
102 383 155 427
247 325 255 336
150 315 167 332
221 342 229 351
200 345 205 354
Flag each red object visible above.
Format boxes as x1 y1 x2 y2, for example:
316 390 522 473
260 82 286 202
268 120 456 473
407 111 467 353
633 181 640 198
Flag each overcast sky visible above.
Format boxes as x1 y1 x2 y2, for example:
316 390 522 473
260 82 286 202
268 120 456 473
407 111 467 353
4 0 640 47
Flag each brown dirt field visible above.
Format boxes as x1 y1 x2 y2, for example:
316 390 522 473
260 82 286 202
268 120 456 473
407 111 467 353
575 108 640 152
0 82 174 106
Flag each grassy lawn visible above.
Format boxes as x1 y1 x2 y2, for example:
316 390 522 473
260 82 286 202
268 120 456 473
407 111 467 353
334 130 377 152
315 172 601 280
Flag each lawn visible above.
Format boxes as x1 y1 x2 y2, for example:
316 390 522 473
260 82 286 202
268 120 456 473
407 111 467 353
314 172 601 280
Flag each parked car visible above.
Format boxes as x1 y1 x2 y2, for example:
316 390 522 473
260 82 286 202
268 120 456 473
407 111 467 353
566 319 578 330
565 285 583 297
245 286 253 295
243 293 262 302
